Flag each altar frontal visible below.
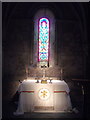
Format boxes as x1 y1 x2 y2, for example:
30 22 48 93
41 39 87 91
14 79 72 115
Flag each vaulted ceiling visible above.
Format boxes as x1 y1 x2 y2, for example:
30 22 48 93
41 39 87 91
2 2 88 22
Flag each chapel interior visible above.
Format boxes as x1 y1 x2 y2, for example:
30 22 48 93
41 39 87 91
2 2 90 119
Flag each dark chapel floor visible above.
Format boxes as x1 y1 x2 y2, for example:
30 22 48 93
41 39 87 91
1 100 85 120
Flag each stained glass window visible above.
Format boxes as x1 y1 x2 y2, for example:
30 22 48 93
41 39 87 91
38 18 49 62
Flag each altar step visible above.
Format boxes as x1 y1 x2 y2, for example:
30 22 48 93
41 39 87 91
34 106 72 113
34 106 54 111
34 110 72 113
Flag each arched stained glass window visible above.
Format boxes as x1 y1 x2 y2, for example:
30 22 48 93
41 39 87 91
38 18 49 63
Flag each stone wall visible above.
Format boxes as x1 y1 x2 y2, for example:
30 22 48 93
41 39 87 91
3 19 33 100
3 18 87 100
56 20 87 78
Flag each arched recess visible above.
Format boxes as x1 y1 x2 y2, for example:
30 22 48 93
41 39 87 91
33 8 55 68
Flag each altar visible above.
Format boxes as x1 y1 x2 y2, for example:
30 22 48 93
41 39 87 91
14 79 72 115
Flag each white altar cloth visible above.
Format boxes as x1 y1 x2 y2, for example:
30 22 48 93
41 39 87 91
14 80 72 115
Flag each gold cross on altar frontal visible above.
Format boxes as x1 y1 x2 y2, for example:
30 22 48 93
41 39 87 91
41 90 47 98
39 88 50 100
